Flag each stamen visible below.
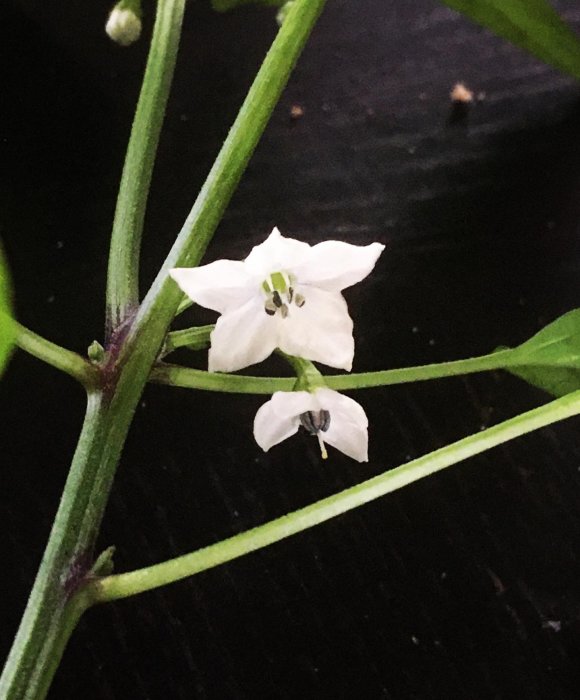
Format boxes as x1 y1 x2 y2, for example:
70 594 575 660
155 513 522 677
272 290 283 308
288 286 294 303
280 303 289 319
318 409 331 432
300 410 331 436
264 298 277 315
294 292 305 308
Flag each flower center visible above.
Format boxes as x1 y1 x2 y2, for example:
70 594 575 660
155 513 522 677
262 271 305 318
299 409 330 460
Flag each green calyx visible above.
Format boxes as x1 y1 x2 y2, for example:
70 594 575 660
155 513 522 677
115 0 142 18
280 352 326 392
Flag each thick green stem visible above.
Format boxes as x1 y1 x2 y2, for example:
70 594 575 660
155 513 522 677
93 389 580 601
1 3 327 697
106 0 184 332
15 323 100 389
0 393 116 698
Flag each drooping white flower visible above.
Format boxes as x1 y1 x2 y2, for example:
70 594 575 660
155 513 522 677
170 228 384 373
106 4 142 46
254 388 369 462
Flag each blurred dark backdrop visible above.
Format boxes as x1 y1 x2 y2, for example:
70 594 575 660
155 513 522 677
2 0 580 697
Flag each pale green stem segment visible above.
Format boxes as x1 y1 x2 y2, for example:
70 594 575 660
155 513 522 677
152 363 295 392
175 295 194 315
105 0 184 333
15 322 100 389
162 325 214 356
92 389 580 602
150 347 519 394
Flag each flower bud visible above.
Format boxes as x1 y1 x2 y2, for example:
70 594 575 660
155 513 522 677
276 2 295 27
87 340 105 363
106 1 142 47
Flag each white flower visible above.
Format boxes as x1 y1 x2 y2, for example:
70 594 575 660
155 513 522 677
106 6 142 46
254 388 369 462
170 228 384 373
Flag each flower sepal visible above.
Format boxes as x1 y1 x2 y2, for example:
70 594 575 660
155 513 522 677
280 352 326 393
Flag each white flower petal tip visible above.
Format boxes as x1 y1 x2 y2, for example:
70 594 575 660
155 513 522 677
253 389 369 463
171 228 384 371
105 7 142 46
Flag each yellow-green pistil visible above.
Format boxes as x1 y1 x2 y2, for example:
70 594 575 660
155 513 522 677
262 271 305 318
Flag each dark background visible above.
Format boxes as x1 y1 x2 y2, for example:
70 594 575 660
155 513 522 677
2 0 580 697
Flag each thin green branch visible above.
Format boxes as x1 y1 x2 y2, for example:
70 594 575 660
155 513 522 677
92 389 580 602
325 347 517 390
162 325 213 356
106 0 185 333
149 347 518 394
151 362 295 392
15 323 100 389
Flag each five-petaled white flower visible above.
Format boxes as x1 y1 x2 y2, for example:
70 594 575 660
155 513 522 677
170 228 384 373
254 388 369 462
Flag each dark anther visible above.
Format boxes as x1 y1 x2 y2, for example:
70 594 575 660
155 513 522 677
272 290 283 308
300 409 331 435
288 286 294 303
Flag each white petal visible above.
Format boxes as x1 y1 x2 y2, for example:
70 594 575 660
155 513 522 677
169 261 255 314
253 391 317 452
278 287 354 371
292 241 385 292
315 388 369 462
209 297 278 372
244 227 312 276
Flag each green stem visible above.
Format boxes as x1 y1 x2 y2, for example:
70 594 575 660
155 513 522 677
105 0 184 333
1 4 327 697
152 362 296 392
93 389 580 601
325 347 517 390
162 325 213 355
123 0 327 354
0 393 114 698
15 322 100 389
175 295 194 316
150 347 518 394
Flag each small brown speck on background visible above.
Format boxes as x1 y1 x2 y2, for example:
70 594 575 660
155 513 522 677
290 104 305 120
450 82 473 103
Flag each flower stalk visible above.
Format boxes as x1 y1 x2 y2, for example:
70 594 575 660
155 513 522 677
106 0 184 333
